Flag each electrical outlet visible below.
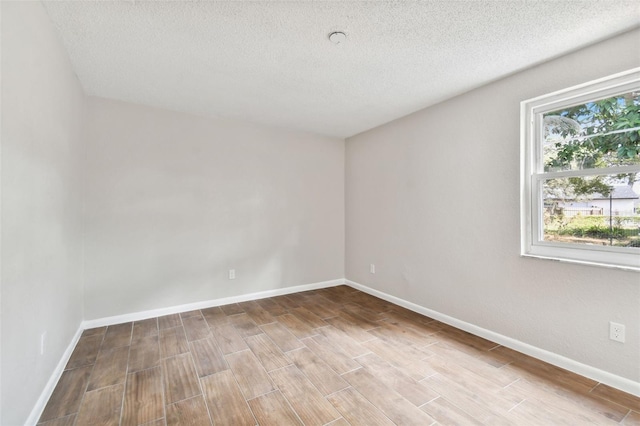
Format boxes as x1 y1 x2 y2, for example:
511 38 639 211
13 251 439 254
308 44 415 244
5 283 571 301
40 332 47 355
370 264 375 274
609 322 625 343
228 269 236 280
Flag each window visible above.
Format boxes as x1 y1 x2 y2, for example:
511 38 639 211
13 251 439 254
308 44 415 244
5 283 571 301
521 68 640 271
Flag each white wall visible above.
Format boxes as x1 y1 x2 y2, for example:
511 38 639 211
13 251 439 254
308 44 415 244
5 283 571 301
82 97 344 320
1 2 85 424
346 29 640 383
1 2 637 422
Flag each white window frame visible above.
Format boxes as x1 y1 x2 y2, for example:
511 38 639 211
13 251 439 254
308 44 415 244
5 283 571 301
521 68 640 272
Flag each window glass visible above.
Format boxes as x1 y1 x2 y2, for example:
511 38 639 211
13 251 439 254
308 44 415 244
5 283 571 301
542 91 640 172
542 175 640 248
521 68 640 270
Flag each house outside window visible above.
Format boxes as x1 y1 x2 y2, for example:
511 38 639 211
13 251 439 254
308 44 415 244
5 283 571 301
521 68 640 271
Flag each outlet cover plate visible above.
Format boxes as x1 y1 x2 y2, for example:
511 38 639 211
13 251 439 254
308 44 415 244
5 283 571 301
609 322 625 343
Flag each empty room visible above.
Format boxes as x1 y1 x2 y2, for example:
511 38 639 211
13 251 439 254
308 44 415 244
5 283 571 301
2 1 640 425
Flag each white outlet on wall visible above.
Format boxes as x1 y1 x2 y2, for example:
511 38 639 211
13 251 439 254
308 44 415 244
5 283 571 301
609 322 625 343
370 263 375 274
228 269 236 280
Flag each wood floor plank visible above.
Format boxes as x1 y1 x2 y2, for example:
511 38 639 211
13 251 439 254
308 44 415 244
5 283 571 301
339 309 381 331
139 419 165 426
343 367 437 425
301 335 361 375
317 325 370 358
74 384 123 426
220 303 244 316
162 353 201 404
159 326 189 359
268 365 341 425
283 292 311 306
190 337 228 377
277 313 317 339
420 373 513 424
271 295 300 310
39 366 93 422
591 383 640 412
246 333 291 372
507 378 625 424
121 366 164 426
256 297 289 317
505 396 615 426
209 320 248 354
180 309 203 319
427 341 519 387
66 334 103 370
363 338 437 380
375 318 440 348
132 318 159 343
290 307 327 328
514 375 630 422
446 339 515 368
158 313 182 330
382 312 441 335
622 410 640 424
326 387 395 426
367 325 436 357
286 347 348 396
386 305 437 326
421 396 485 426
82 326 107 337
260 322 305 352
506 351 598 393
438 324 499 352
226 349 275 399
324 315 376 343
128 334 160 373
200 306 226 323
166 395 211 426
203 311 231 329
87 346 130 391
424 354 520 411
325 418 350 426
239 300 276 325
247 390 302 426
102 322 133 349
317 285 359 300
356 352 439 406
501 360 628 419
181 314 211 342
347 293 391 313
229 312 262 338
297 298 341 319
342 302 386 323
200 370 256 426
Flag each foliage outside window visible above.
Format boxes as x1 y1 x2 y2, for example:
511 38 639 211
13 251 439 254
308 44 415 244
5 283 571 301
521 69 640 271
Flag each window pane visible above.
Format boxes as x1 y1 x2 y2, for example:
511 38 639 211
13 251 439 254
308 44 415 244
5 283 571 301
542 175 640 248
543 91 640 172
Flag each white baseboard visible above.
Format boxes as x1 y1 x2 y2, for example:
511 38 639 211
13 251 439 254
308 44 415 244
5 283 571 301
25 325 84 426
82 278 346 329
345 279 640 398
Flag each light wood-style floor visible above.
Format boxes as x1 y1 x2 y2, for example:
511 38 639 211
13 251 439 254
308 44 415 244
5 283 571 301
38 285 640 425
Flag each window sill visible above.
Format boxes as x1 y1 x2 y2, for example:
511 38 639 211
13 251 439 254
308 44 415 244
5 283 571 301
521 250 640 272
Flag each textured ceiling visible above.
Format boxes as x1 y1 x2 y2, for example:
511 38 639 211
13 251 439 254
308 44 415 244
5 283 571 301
43 1 640 138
